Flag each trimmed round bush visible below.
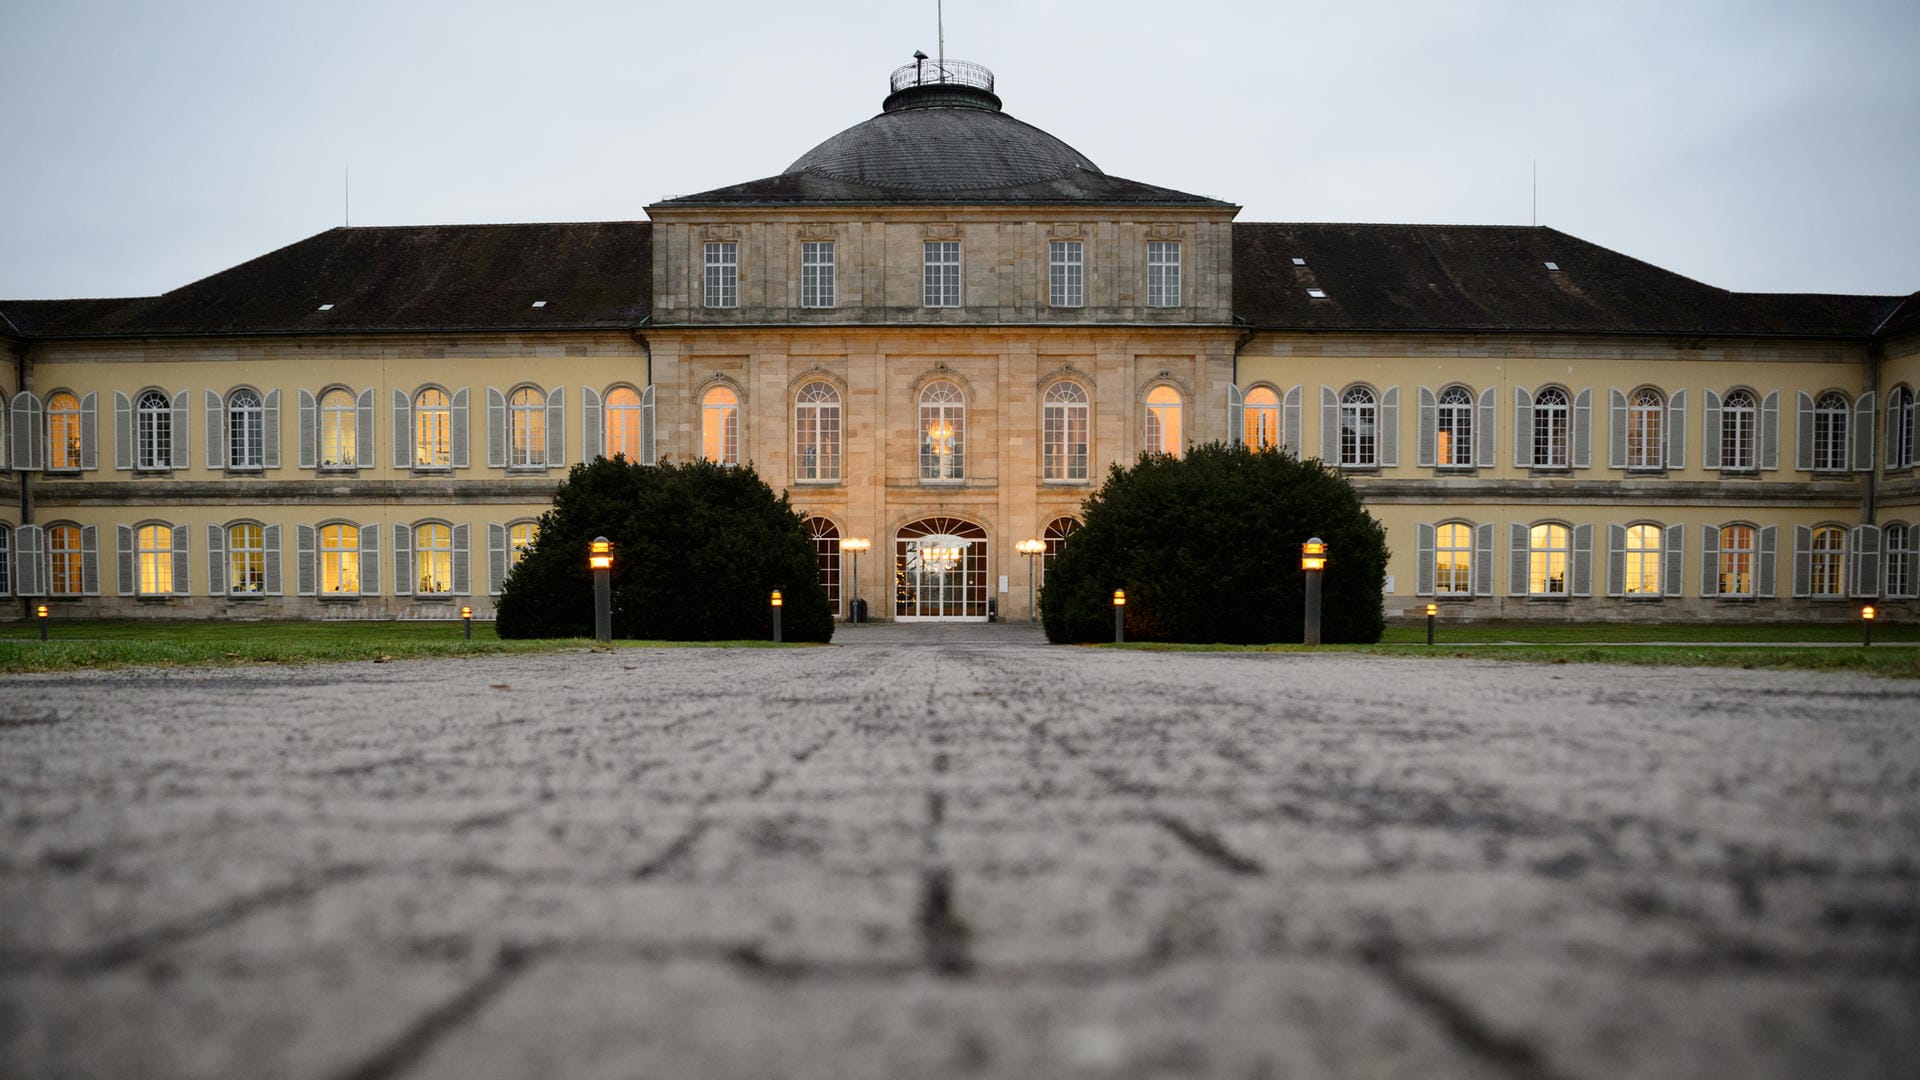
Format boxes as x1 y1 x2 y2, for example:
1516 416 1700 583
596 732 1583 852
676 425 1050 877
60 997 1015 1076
496 457 833 642
1042 443 1388 644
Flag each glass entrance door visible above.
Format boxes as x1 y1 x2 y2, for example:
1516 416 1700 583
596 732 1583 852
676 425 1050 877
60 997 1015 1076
894 517 988 620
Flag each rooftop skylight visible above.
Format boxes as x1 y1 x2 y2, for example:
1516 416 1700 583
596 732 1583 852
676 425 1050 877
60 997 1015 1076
317 303 334 311
1306 288 1327 299
1544 261 1560 271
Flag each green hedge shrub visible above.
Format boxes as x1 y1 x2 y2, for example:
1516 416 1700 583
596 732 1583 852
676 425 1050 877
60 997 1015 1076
496 457 833 642
1042 443 1388 644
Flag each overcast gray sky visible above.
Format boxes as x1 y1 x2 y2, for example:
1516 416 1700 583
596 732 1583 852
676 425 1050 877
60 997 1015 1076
3 0 1916 301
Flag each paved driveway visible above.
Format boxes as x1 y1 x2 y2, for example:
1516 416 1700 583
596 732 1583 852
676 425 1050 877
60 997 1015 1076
3 626 1918 1079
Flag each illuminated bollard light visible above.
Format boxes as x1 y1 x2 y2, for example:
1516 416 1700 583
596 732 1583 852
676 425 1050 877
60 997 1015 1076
1112 588 1126 644
588 537 614 644
771 590 784 643
37 603 50 642
1863 604 1875 647
460 604 473 641
1426 602 1437 647
1301 537 1327 647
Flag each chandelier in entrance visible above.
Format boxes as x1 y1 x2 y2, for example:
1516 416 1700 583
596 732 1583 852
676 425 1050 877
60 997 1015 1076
920 543 963 572
926 417 955 456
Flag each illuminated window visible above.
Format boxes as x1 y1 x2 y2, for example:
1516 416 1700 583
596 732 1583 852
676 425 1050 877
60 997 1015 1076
1812 391 1849 472
136 389 172 470
1809 525 1845 597
510 387 546 468
320 523 360 595
1041 516 1080 596
604 386 645 462
702 386 739 465
508 522 537 567
227 522 265 595
136 524 174 596
414 388 452 468
705 242 738 308
794 382 840 480
924 242 961 307
1435 522 1472 596
1627 388 1664 470
801 242 835 308
319 388 356 468
1721 390 1757 470
415 522 453 594
1532 387 1570 468
1340 386 1376 467
1623 524 1662 595
806 517 840 614
227 389 264 469
1042 382 1090 479
48 392 83 470
1718 525 1755 597
48 525 84 596
1146 242 1180 307
1436 386 1473 467
1049 241 1083 307
1145 385 1183 456
1529 523 1570 596
1244 386 1280 451
919 380 966 480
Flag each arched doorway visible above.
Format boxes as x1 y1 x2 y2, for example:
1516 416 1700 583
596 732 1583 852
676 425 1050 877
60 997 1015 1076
895 516 988 620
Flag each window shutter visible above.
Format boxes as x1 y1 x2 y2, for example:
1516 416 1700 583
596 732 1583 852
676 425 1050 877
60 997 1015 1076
393 523 413 597
117 524 135 596
1851 525 1880 597
1319 386 1338 462
78 391 97 471
1512 387 1534 468
263 524 282 596
1282 385 1302 458
392 389 412 469
205 390 225 470
170 390 189 469
452 523 471 595
1666 390 1685 472
297 524 316 597
1606 524 1626 598
450 388 469 469
79 525 99 595
1508 522 1529 597
1758 525 1778 598
15 525 43 596
1474 522 1494 597
488 522 508 596
1226 384 1243 446
546 386 566 467
640 384 657 465
1795 391 1815 471
1888 394 1902 469
1852 391 1876 472
582 386 603 461
1608 389 1628 469
355 389 375 470
171 523 190 596
1377 386 1399 467
297 389 316 469
1663 524 1684 598
1571 388 1592 469
1416 387 1436 467
1907 542 1920 601
1701 390 1722 470
487 387 507 468
206 523 225 596
1791 524 1812 598
1571 523 1593 597
1476 387 1496 469
359 523 380 595
1700 525 1719 597
262 389 281 469
1761 391 1781 470
1415 522 1435 596
115 391 134 471
12 393 42 470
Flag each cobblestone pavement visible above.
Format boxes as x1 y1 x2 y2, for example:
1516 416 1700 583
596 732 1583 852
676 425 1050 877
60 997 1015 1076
3 623 1918 1080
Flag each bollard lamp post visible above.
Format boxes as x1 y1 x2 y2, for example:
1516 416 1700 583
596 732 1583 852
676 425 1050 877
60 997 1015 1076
37 603 50 642
1112 589 1126 644
1863 604 1875 647
460 604 473 641
771 590 784 643
1301 537 1327 646
1426 602 1437 646
840 536 870 622
1016 538 1045 624
588 537 614 644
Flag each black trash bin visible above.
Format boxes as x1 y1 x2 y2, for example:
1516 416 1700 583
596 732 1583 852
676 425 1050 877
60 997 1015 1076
988 598 997 623
851 598 869 624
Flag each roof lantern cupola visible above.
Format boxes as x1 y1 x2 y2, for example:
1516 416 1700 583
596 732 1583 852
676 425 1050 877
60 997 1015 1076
883 55 1001 112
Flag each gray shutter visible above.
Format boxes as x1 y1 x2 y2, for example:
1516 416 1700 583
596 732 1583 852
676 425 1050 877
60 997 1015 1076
1907 541 1920 601
1474 522 1494 597
1851 525 1880 597
450 388 469 469
262 389 281 469
640 384 657 465
297 524 316 596
1791 524 1812 598
298 389 316 469
1663 524 1684 598
1282 385 1302 458
79 525 99 596
1377 386 1399 467
1606 524 1626 597
1761 391 1781 470
171 523 190 597
1702 390 1722 470
15 525 43 596
117 524 135 596
488 522 508 596
1415 522 1435 596
355 388 375 470
452 523 471 595
1319 386 1338 462
1571 523 1593 597
205 390 225 470
1571 388 1592 469
393 389 412 469
1476 387 1496 469
1512 387 1534 468
1508 522 1529 597
1852 391 1876 472
263 524 282 596
1758 526 1778 598
170 390 189 469
487 387 507 468
206 524 225 596
546 386 566 467
393 524 413 597
582 386 604 461
1416 386 1436 467
1608 389 1628 469
1226 384 1243 446
12 392 43 470
1666 390 1685 472
79 392 97 471
1795 391 1815 471
1889 395 1903 469
115 391 134 471
359 523 380 595
1700 525 1720 597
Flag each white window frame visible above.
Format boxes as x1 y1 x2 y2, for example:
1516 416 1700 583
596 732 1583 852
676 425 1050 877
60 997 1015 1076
1626 388 1664 471
509 387 546 468
923 242 961 307
1529 522 1571 597
704 241 738 308
1721 390 1758 471
1042 381 1090 480
1147 241 1181 307
227 388 264 470
806 517 841 615
1436 385 1473 467
49 524 85 596
48 391 84 471
135 523 175 597
318 387 357 469
1049 240 1084 308
414 521 454 595
319 523 360 595
1340 386 1377 467
1812 391 1849 472
1435 521 1473 597
801 241 835 309
1532 387 1570 469
413 387 452 469
604 385 646 462
1623 523 1662 596
794 381 841 481
1145 385 1183 457
509 522 537 568
1889 385 1916 470
919 380 966 480
702 385 739 466
1809 524 1846 597
1886 523 1914 598
136 389 172 471
1718 524 1757 598
1244 385 1281 451
227 522 266 596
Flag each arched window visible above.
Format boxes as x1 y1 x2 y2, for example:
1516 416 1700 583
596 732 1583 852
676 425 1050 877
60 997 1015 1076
49 525 84 596
510 387 547 468
604 386 645 462
1145 385 1183 457
319 388 357 468
1888 386 1916 470
1339 386 1376 466
319 523 361 595
919 381 966 480
1042 382 1090 479
1627 388 1665 470
227 389 264 469
508 521 538 568
701 386 739 465
1244 386 1280 451
1533 387 1570 468
1435 522 1472 595
414 388 452 468
415 522 453 594
1528 523 1571 596
1718 524 1756 597
137 389 172 470
794 382 841 481
136 523 175 596
227 522 266 595
1810 525 1845 597
1887 524 1914 598
805 517 840 613
1813 391 1849 472
1436 386 1473 467
1042 516 1080 588
48 392 83 471
1623 523 1662 595
895 516 988 619
1721 390 1758 470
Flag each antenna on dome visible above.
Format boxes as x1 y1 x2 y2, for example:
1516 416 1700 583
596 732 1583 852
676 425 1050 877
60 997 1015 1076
344 166 350 228
937 0 945 77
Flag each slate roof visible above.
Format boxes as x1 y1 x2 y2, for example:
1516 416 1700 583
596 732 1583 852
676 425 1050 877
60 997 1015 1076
1233 223 1905 339
0 222 652 340
1873 292 1920 340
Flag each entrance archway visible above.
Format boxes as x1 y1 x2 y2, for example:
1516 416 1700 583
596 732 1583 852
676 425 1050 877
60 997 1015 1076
894 516 988 620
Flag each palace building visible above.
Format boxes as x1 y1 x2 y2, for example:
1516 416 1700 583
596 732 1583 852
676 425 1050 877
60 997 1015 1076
3 59 1917 623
